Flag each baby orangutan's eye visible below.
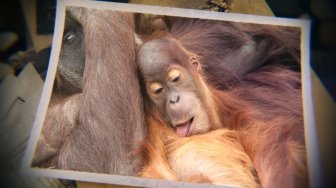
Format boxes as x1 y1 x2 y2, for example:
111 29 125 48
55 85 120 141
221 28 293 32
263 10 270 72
149 82 163 95
168 69 180 82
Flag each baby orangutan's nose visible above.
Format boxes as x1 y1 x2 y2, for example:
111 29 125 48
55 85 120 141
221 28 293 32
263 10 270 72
170 92 180 104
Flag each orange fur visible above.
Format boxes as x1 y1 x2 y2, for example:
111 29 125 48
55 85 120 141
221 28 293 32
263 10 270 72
140 67 307 188
215 67 307 188
140 115 260 187
140 115 177 180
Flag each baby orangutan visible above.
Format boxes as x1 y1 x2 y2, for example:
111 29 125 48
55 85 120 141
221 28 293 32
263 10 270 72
137 35 307 188
137 38 260 187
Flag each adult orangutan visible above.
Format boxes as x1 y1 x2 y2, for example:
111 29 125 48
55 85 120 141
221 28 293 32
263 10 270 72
33 8 146 176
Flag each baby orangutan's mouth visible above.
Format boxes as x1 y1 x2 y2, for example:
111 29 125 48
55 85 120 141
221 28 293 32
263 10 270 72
174 117 194 137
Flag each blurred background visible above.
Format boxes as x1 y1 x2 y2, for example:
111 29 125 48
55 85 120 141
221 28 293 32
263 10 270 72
0 0 334 188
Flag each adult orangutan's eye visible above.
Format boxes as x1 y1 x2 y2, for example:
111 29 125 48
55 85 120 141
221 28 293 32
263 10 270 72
64 32 76 43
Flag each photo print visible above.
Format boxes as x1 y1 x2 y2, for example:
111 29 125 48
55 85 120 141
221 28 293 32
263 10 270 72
22 0 318 187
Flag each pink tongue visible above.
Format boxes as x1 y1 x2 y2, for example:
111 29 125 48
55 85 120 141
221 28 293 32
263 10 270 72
175 122 189 137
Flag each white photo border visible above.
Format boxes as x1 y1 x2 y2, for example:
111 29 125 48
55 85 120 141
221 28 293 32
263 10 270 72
21 0 321 187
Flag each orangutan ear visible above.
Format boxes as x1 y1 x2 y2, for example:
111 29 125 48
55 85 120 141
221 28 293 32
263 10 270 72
190 57 201 72
135 34 143 46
